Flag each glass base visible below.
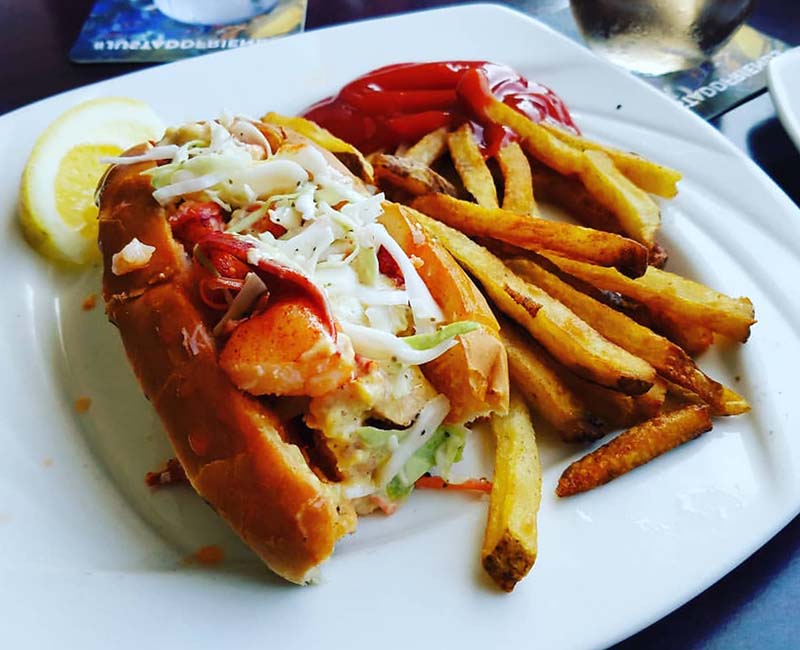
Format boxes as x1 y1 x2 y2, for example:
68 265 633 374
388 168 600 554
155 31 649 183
583 37 708 75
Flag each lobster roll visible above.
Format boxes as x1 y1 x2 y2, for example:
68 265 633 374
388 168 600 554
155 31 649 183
96 116 508 583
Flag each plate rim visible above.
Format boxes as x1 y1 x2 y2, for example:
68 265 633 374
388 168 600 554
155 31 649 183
2 5 800 649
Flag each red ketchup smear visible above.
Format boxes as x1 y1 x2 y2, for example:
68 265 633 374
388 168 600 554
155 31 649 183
302 61 579 158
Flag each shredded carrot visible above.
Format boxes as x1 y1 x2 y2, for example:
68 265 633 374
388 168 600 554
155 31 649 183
370 494 398 515
415 476 493 493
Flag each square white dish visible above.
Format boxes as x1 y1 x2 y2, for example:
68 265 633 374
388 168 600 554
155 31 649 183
1 4 800 649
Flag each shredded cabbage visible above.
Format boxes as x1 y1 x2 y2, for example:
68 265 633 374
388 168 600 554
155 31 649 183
434 425 467 482
385 425 467 500
226 203 269 234
100 145 179 165
357 427 400 449
366 223 444 333
152 172 229 205
403 321 480 350
352 245 378 285
376 394 450 487
340 321 457 366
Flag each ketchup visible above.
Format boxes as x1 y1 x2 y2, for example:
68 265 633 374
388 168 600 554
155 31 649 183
302 61 578 158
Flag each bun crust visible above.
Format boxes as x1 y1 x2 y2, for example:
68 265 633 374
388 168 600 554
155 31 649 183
379 202 509 422
98 151 355 584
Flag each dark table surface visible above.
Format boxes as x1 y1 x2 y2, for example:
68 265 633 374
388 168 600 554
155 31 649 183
2 1 799 648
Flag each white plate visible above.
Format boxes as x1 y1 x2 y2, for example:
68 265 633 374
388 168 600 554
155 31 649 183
768 47 800 151
2 5 800 649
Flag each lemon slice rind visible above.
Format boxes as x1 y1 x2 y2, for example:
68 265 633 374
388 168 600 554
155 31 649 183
19 97 164 265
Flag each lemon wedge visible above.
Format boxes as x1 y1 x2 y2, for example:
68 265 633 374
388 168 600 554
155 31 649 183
19 97 164 264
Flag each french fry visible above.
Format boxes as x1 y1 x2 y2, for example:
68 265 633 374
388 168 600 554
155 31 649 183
634 377 668 420
540 122 682 198
647 310 715 356
447 123 499 208
411 210 657 394
556 405 713 496
507 257 729 413
531 162 623 234
498 280 657 395
567 374 666 432
405 126 449 166
372 154 458 197
412 193 648 278
459 83 664 246
542 253 756 342
261 112 374 183
718 385 751 416
478 96 584 176
500 317 603 442
482 391 541 592
578 150 661 247
496 141 537 216
665 380 750 417
395 207 542 334
648 242 669 269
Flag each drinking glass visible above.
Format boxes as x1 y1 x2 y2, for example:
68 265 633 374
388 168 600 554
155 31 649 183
570 0 756 75
154 0 279 25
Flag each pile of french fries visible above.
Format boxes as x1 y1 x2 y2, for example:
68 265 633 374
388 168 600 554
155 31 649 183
263 103 755 591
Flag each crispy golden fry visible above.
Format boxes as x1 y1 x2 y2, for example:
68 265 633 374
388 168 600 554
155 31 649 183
500 317 603 442
478 97 662 246
405 126 449 166
556 405 713 496
372 154 458 198
496 141 537 216
718 385 751 415
497 280 657 395
648 242 669 269
648 310 714 356
481 98 584 176
665 380 749 417
502 313 664 436
542 253 756 342
261 112 374 183
531 162 623 234
564 374 651 432
412 211 657 394
507 257 729 413
412 193 648 278
578 150 661 247
664 379 707 405
634 377 668 420
541 122 682 198
398 206 543 332
482 391 541 592
447 123 499 208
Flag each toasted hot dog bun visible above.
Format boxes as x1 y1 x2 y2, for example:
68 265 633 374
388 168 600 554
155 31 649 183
98 149 356 584
379 202 509 423
97 125 508 583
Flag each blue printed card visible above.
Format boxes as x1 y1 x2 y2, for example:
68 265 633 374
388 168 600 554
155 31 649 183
70 0 307 63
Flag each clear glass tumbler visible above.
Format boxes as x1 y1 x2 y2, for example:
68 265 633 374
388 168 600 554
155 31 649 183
154 0 279 25
570 0 756 75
